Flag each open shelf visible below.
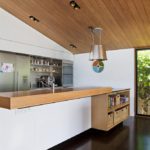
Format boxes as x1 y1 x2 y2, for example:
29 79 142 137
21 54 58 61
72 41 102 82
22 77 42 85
92 89 130 131
108 102 130 113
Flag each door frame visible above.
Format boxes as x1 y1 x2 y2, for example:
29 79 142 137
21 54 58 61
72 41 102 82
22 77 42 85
135 48 150 116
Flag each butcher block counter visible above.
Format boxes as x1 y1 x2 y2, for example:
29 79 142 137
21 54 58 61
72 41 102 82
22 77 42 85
0 87 112 109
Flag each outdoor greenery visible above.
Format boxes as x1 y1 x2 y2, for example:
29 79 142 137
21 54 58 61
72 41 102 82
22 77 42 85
137 50 150 113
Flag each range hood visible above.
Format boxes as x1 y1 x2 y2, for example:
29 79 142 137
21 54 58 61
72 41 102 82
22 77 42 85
89 27 107 61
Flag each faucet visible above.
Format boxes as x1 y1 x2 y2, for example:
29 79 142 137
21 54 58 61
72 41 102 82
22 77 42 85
52 82 55 93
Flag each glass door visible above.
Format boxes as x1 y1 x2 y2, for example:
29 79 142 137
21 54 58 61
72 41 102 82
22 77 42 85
136 49 150 116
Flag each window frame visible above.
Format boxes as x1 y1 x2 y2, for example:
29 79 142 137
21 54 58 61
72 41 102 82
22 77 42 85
135 48 150 116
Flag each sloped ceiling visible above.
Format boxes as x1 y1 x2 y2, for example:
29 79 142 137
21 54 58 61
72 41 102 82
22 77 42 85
0 0 150 53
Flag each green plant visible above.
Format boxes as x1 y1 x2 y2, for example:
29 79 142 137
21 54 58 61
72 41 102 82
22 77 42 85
137 50 150 101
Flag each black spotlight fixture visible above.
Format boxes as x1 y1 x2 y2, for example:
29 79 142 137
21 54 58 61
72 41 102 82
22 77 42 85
70 0 80 10
69 44 77 49
29 16 40 22
70 0 76 7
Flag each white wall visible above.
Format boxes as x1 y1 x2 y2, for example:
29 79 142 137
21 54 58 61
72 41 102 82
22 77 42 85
0 98 91 150
74 49 135 116
0 8 73 60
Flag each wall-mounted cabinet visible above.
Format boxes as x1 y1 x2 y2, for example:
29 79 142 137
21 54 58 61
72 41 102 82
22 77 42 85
92 89 130 131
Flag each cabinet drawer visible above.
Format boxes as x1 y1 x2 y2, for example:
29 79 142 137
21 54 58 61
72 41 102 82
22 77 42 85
107 113 114 128
114 106 129 124
122 106 129 120
114 110 121 124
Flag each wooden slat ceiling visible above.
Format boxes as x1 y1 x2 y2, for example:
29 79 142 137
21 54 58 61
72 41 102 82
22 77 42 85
0 0 150 54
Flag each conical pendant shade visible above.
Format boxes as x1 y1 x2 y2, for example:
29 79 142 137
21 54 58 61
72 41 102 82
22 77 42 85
89 44 107 61
89 28 107 61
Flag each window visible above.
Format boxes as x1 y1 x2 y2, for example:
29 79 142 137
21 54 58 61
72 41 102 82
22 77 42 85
136 49 150 116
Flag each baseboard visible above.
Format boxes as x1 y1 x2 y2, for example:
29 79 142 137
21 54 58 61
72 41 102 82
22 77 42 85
48 128 92 150
48 123 124 150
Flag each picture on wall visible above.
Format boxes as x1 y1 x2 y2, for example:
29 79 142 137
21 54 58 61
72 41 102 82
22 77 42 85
92 60 104 73
0 63 14 73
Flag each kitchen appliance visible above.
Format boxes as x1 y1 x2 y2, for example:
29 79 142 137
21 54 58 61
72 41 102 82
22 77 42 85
62 60 73 87
0 52 30 92
89 27 107 61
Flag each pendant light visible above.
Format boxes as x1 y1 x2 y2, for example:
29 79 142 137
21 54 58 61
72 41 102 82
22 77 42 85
89 27 107 61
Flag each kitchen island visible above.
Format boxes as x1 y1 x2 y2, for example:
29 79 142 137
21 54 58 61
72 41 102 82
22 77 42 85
0 87 112 109
0 87 130 150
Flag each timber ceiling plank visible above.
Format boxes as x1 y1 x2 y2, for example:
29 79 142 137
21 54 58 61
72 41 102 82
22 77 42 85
0 0 150 53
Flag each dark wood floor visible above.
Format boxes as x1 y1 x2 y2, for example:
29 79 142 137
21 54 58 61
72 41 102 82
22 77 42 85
49 117 150 150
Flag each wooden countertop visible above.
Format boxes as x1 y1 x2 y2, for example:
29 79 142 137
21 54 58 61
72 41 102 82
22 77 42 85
0 87 112 109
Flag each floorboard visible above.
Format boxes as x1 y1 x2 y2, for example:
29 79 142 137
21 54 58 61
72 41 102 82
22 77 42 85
49 117 150 150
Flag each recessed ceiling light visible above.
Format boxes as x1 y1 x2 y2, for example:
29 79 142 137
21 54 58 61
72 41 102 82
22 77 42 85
70 44 77 49
74 5 80 10
29 16 40 22
70 0 76 7
70 0 80 10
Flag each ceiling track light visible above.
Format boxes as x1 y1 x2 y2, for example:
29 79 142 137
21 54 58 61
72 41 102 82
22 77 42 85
29 16 40 22
70 0 80 10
